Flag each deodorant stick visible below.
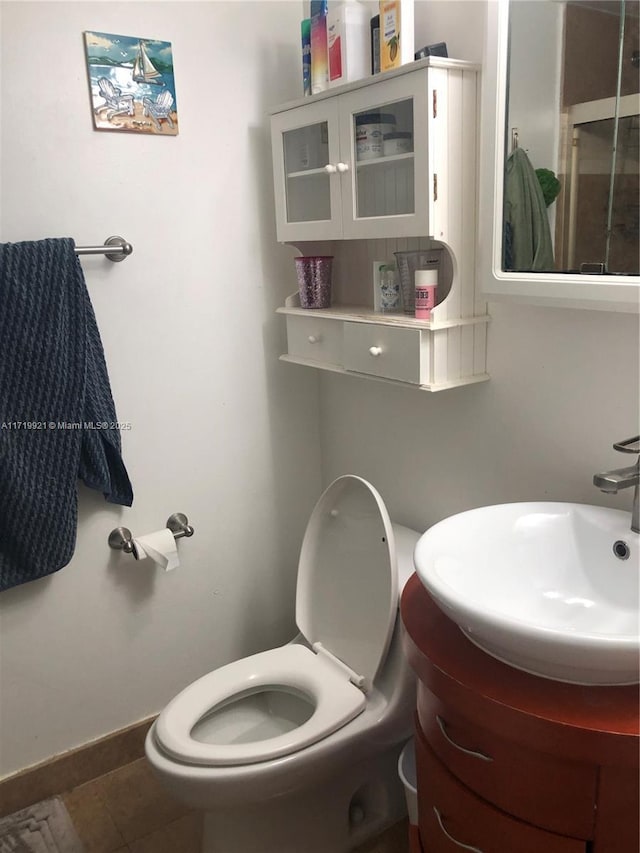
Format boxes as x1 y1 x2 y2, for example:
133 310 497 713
415 269 438 319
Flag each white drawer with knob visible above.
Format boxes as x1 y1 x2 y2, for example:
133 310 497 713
285 315 343 366
277 304 490 391
343 322 429 384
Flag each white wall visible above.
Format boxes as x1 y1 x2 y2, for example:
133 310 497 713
413 0 485 62
508 0 563 173
0 1 322 778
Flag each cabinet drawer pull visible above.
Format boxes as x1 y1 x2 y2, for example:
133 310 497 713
434 808 484 852
436 716 493 762
369 346 383 357
336 162 350 173
324 163 337 174
307 335 321 344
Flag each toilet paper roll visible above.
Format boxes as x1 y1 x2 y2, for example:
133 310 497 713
132 528 180 571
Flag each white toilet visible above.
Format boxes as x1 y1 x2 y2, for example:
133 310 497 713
145 475 420 853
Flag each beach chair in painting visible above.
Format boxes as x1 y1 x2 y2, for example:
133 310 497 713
142 90 175 131
94 77 134 119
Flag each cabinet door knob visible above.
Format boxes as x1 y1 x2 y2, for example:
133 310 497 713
436 716 493 762
369 346 383 357
308 335 321 344
324 164 337 174
433 808 484 853
336 162 350 173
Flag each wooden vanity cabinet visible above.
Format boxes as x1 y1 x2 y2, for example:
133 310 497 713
400 574 640 853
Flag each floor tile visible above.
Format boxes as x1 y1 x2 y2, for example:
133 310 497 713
0 718 153 819
63 780 127 853
93 758 191 843
128 813 202 853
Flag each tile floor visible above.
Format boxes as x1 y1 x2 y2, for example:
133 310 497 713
61 757 409 853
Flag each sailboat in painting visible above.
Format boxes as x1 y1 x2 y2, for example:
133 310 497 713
133 40 163 85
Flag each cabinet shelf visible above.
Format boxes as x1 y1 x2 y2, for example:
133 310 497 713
279 353 489 393
286 167 329 179
355 152 414 169
276 303 489 332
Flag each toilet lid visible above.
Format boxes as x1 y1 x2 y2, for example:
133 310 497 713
296 475 398 685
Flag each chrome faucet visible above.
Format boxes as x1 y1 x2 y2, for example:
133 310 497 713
593 436 640 534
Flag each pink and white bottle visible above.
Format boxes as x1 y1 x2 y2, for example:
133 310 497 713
414 269 438 319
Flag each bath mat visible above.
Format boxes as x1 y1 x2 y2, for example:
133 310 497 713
0 797 85 853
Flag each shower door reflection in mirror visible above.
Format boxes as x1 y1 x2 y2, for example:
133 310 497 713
505 0 639 275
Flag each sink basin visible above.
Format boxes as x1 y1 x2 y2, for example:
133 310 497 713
414 502 639 686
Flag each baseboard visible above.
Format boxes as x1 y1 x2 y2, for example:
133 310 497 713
0 716 156 818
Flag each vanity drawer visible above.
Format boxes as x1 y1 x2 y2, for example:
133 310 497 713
343 322 427 384
416 731 587 853
417 685 596 839
285 315 343 365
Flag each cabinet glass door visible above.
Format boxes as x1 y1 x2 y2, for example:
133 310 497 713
339 70 431 240
353 98 415 219
271 99 343 241
283 122 331 224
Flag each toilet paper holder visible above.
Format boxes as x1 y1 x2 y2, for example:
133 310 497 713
108 513 195 554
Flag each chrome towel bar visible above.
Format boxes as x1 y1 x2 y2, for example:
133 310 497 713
76 236 133 262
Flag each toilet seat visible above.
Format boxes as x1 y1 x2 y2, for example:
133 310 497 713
154 643 366 766
154 475 398 768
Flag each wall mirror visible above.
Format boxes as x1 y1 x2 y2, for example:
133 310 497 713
480 0 640 311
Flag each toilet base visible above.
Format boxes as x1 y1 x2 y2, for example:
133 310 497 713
200 745 407 853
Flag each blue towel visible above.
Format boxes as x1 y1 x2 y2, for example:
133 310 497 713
0 238 133 591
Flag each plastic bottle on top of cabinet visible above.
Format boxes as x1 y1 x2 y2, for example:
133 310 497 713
301 18 312 96
311 0 329 94
370 14 381 74
327 1 371 88
379 0 414 71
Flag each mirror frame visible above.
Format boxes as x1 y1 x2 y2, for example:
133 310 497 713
479 0 640 313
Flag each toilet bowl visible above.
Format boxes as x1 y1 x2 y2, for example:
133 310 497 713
146 475 420 853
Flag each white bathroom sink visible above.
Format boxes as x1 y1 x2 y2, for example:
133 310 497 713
414 502 639 686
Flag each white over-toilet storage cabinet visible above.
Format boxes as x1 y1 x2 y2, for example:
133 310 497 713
270 57 489 392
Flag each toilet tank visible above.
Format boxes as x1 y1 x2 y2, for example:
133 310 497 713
393 523 421 594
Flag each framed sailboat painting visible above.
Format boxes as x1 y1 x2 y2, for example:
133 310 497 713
84 31 179 135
